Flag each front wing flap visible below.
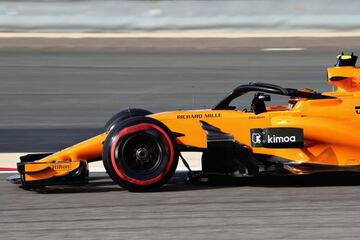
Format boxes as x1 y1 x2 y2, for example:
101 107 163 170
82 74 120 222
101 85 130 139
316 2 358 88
13 160 89 188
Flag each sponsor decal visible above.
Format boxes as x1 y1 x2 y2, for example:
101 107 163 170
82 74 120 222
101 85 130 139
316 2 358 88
50 163 71 171
355 106 360 114
248 116 265 120
176 113 221 119
267 135 296 143
251 133 262 144
250 128 304 148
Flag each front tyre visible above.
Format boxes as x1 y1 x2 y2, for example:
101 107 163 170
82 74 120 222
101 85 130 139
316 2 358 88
103 117 179 191
104 108 152 132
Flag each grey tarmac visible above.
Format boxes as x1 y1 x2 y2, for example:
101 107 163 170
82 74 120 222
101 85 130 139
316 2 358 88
1 37 360 239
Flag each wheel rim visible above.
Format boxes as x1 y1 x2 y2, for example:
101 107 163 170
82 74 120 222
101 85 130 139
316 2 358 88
118 132 163 173
110 123 175 186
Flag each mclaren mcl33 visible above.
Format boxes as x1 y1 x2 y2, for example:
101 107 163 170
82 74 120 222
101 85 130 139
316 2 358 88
8 53 360 191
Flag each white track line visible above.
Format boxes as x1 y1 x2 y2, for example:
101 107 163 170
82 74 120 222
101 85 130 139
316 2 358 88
261 48 306 51
0 152 202 173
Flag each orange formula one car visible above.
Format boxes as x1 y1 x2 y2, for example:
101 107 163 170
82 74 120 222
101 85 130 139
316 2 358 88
8 53 360 191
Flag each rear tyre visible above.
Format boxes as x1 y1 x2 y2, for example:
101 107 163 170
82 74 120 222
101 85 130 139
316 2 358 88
103 117 179 191
104 108 152 132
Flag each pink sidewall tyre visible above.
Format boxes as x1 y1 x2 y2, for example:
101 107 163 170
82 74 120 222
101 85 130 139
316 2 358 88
102 116 179 191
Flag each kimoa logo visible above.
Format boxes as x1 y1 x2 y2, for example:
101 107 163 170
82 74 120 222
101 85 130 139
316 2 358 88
252 133 262 144
267 135 296 143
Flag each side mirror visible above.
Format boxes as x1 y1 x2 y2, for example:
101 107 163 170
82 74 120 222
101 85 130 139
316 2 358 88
256 93 271 102
251 93 271 115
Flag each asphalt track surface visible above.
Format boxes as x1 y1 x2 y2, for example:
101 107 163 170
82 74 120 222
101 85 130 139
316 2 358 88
2 38 360 239
2 37 360 151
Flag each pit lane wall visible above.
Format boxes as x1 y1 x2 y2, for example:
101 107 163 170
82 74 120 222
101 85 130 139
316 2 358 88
1 0 360 32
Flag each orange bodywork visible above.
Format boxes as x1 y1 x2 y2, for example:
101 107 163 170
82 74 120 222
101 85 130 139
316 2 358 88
152 93 360 167
22 133 107 182
21 63 360 182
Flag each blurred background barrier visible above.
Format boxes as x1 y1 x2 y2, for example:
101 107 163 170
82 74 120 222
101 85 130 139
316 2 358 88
1 0 360 32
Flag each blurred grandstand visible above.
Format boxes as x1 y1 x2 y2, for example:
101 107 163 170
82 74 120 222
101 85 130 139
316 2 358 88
0 0 359 32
